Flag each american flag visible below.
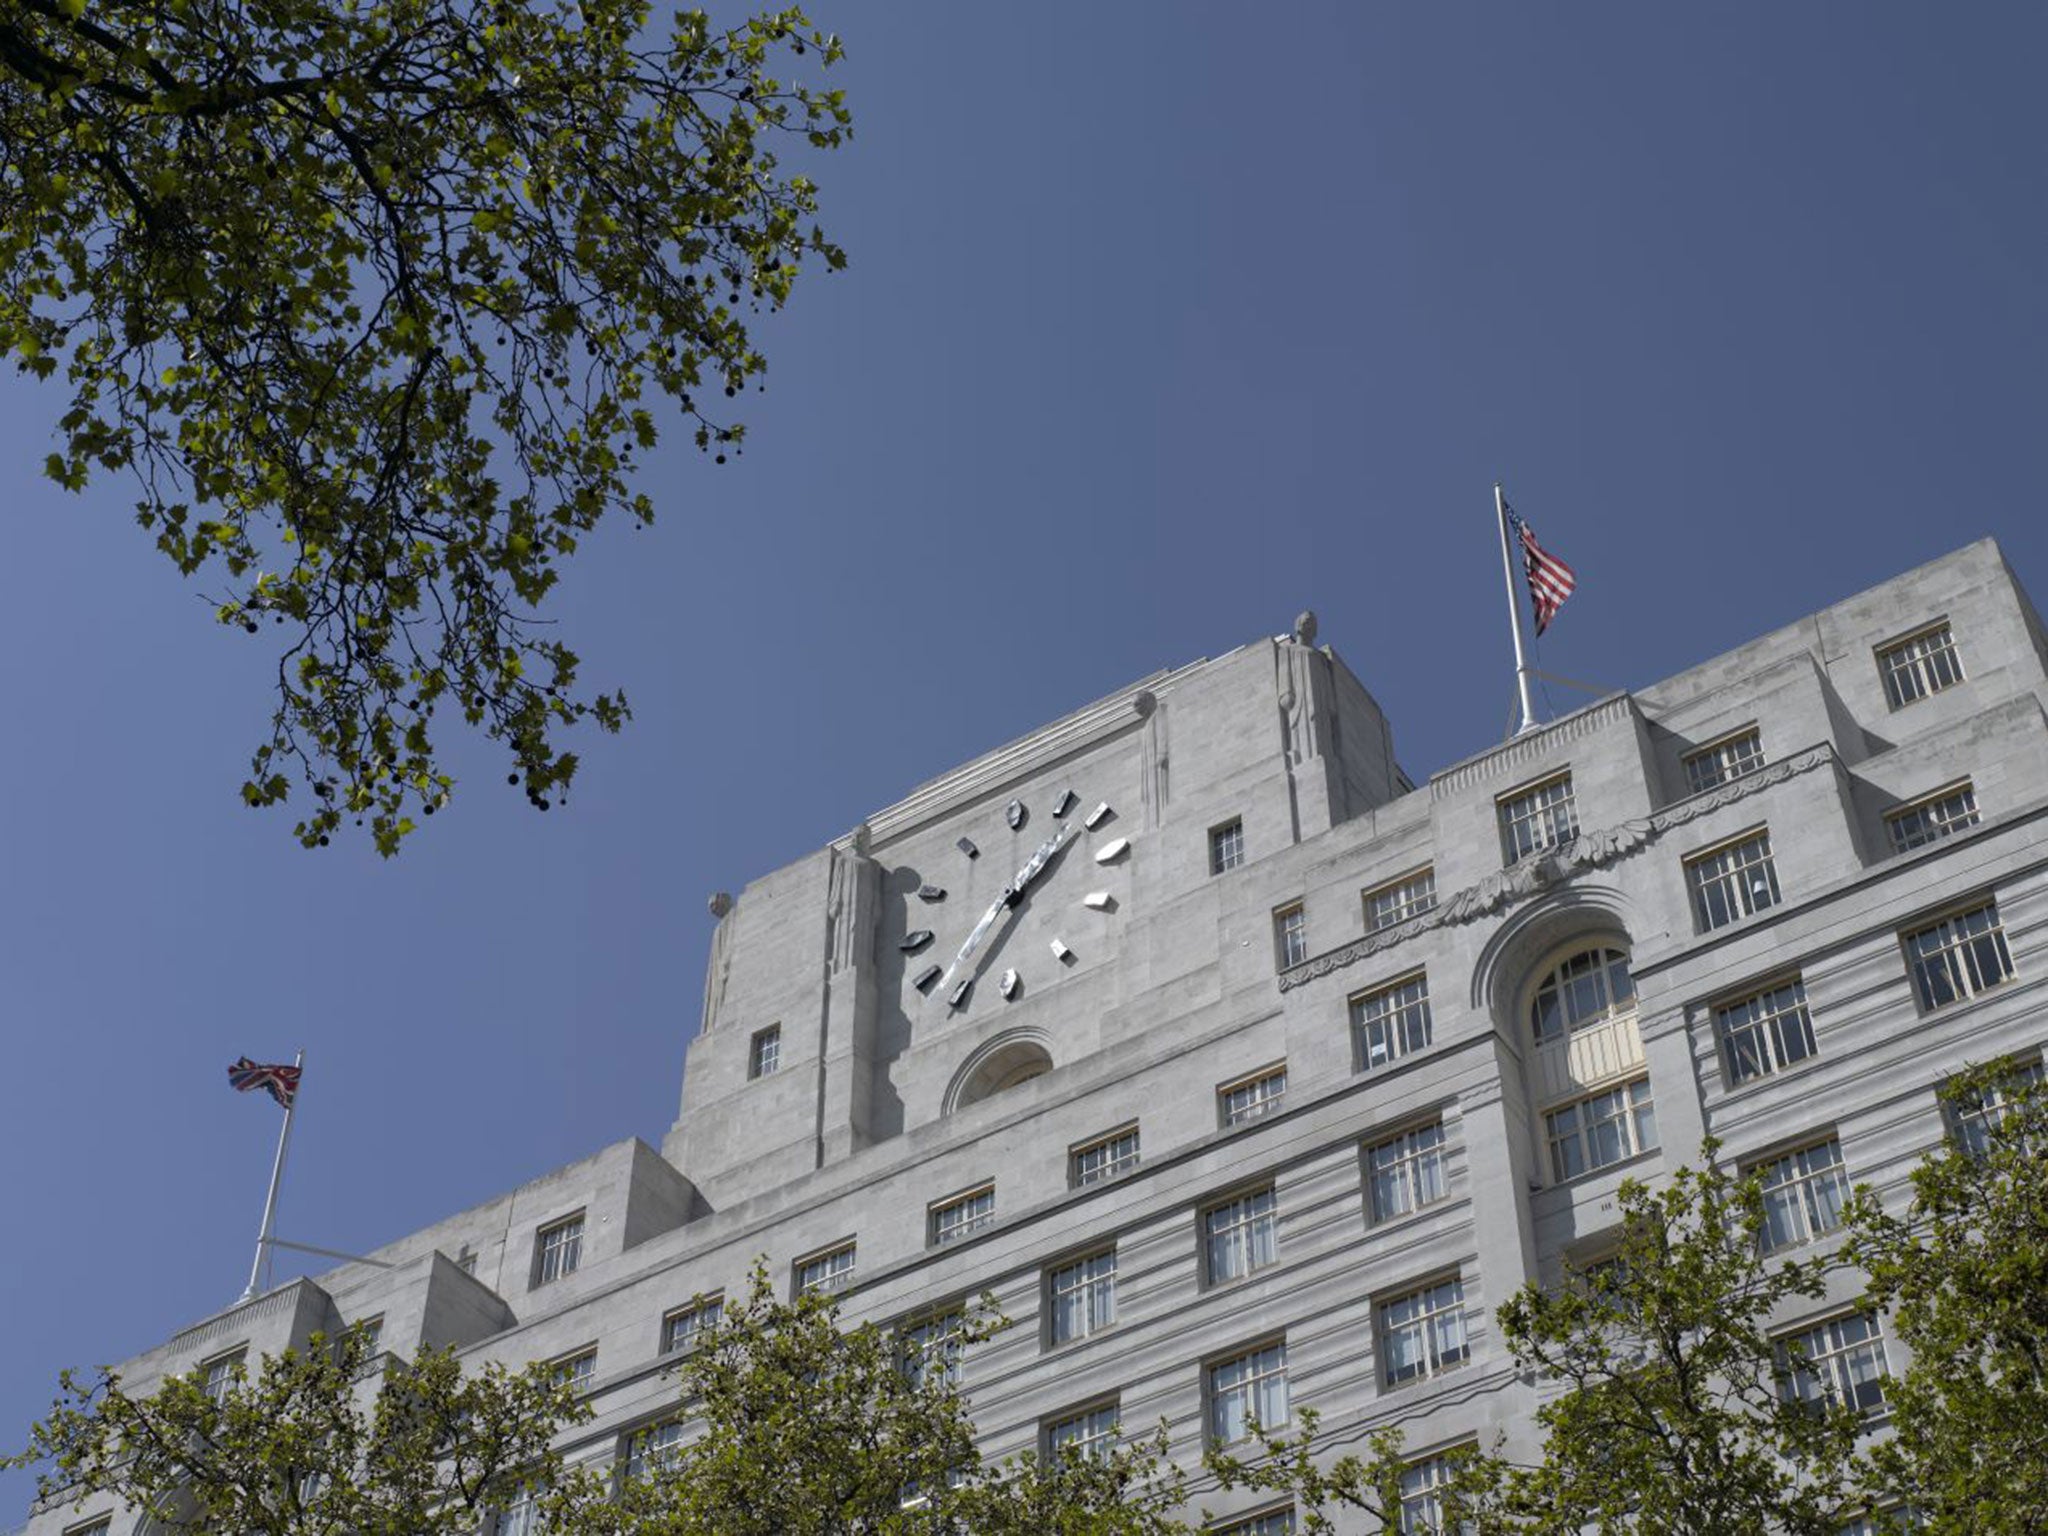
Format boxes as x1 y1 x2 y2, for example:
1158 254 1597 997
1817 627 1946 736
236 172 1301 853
228 1056 301 1109
1504 502 1577 635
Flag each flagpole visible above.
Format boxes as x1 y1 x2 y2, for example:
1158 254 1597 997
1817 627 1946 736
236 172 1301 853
1495 483 1538 736
239 1048 303 1303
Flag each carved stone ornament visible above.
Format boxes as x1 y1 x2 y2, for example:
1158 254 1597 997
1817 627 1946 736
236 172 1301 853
1132 689 1157 718
1293 609 1318 646
1277 742 1838 993
849 821 873 857
707 891 734 919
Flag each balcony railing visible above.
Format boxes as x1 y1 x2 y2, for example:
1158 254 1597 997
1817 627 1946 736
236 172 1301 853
1532 1008 1645 1106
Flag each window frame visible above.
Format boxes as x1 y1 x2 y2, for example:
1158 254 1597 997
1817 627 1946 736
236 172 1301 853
748 1023 782 1079
1364 865 1437 932
198 1346 247 1404
1397 1446 1479 1536
1876 621 1964 709
1684 826 1782 932
1217 1064 1288 1128
1045 1246 1118 1347
1273 901 1309 970
1681 725 1766 795
620 1418 686 1483
1777 1311 1891 1421
1901 898 2014 1012
1497 772 1578 865
1377 1274 1469 1389
928 1183 996 1247
1528 944 1636 1047
1544 1077 1659 1184
1749 1136 1851 1254
1210 817 1247 875
1712 975 1818 1088
1069 1124 1140 1188
793 1239 857 1297
547 1345 597 1392
1043 1397 1121 1464
1364 1119 1449 1226
1946 1058 2045 1156
1206 1338 1290 1447
660 1293 723 1355
1202 1186 1280 1288
1350 970 1434 1073
1213 1507 1297 1536
532 1211 585 1288
900 1307 966 1391
1885 780 1980 854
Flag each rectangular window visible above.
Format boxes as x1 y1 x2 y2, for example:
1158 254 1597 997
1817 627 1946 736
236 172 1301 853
1352 972 1433 1072
748 1024 781 1079
1203 1188 1279 1286
1683 727 1766 795
794 1241 857 1296
1365 866 1438 933
1398 1451 1472 1536
622 1420 685 1481
1366 1121 1448 1224
64 1523 114 1536
199 1348 245 1405
900 1310 964 1391
929 1184 996 1246
661 1294 723 1354
1947 1059 2045 1156
1780 1313 1890 1419
533 1213 584 1287
1498 774 1578 864
1545 1078 1659 1183
495 1484 544 1536
1208 1340 1289 1445
1715 978 1817 1087
1216 1510 1296 1536
1211 818 1247 875
1878 622 1963 709
1274 903 1309 969
547 1346 596 1392
1686 829 1781 931
1045 1400 1119 1463
1754 1138 1851 1252
1886 782 1980 853
1071 1126 1140 1187
1219 1066 1288 1127
1903 900 2014 1010
1379 1277 1468 1387
1047 1248 1117 1345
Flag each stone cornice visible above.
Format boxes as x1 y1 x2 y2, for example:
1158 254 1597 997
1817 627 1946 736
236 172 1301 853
1279 743 1840 992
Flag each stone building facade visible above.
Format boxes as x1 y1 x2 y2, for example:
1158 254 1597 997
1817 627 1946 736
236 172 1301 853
30 538 2048 1534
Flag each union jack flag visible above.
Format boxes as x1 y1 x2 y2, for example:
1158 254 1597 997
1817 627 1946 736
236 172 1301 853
228 1057 301 1109
1505 502 1577 635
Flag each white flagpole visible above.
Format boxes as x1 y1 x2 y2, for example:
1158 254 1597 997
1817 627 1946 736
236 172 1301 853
239 1049 304 1303
1495 484 1538 736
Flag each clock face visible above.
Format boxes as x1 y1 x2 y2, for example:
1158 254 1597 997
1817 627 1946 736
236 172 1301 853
900 786 1128 1016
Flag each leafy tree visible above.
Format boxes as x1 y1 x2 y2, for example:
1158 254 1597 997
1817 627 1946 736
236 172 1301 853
9 1324 584 1533
1212 1150 1878 1536
1845 1059 2048 1535
0 0 848 852
1495 1151 1871 1536
550 1265 1189 1535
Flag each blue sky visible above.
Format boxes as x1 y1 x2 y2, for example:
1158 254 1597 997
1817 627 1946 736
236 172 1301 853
5 3 2046 1507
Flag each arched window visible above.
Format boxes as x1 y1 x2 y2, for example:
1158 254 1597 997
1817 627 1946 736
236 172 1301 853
956 1040 1053 1108
1530 946 1635 1045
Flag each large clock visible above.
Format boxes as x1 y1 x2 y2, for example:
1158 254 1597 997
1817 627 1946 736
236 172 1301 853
900 789 1124 1015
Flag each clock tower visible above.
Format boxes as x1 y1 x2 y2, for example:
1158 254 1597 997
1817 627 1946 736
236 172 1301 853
665 618 1409 1210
